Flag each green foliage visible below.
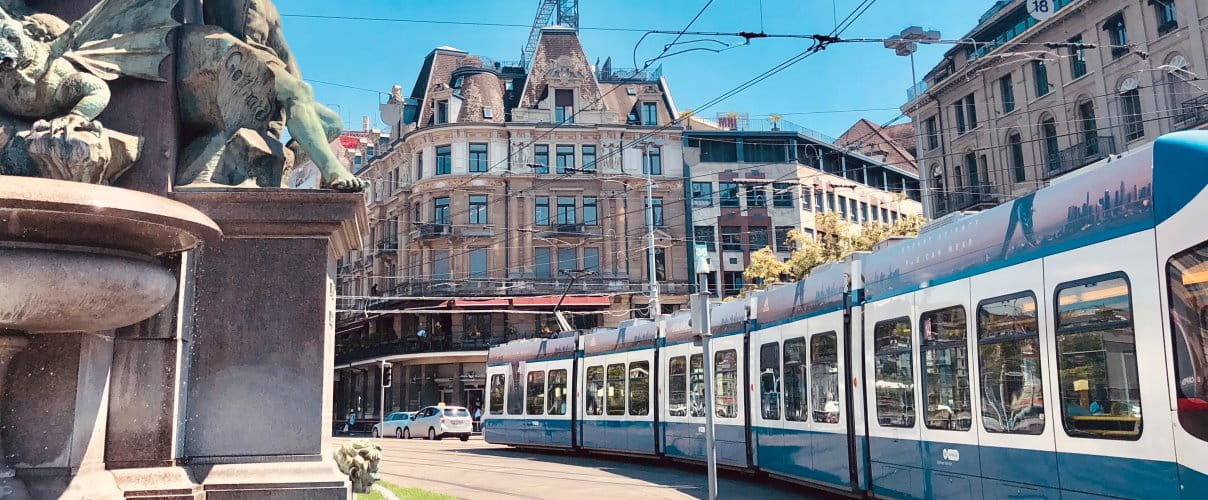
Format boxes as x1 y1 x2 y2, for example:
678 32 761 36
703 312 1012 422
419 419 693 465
744 211 927 291
356 481 456 500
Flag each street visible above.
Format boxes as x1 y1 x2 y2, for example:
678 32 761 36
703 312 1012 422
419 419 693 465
338 436 827 500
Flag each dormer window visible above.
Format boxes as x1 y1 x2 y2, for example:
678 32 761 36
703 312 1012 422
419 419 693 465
453 76 464 88
435 100 449 124
554 89 574 124
642 102 658 126
483 107 494 119
505 80 514 91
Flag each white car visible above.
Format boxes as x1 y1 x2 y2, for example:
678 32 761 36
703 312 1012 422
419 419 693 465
372 411 416 438
403 405 473 441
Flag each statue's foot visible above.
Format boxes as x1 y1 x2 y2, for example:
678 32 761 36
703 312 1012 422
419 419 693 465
326 171 368 192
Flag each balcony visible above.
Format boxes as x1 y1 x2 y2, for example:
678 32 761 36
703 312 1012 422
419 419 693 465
418 223 453 238
374 239 397 256
937 184 997 216
336 334 504 365
1173 94 1208 130
1045 136 1116 178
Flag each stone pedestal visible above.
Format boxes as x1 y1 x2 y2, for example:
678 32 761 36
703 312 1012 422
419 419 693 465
167 189 365 498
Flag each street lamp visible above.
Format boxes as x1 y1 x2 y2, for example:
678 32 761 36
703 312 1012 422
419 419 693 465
641 139 666 319
885 26 940 219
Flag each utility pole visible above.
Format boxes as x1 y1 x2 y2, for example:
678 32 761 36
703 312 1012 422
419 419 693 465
885 27 941 218
691 244 717 500
642 140 664 319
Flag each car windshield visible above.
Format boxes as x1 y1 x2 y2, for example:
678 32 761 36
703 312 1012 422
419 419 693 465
444 408 469 417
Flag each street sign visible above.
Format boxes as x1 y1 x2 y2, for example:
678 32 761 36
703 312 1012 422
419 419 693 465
694 243 711 274
1028 0 1055 21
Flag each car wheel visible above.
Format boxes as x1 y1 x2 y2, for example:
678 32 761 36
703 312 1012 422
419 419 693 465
460 435 469 442
395 427 403 439
372 428 380 438
428 428 437 440
402 427 411 439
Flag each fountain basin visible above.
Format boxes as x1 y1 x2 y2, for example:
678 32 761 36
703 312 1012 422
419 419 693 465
0 175 221 333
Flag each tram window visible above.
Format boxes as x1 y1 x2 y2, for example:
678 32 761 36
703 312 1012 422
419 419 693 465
1055 274 1142 440
920 306 972 431
715 350 739 418
760 342 781 420
811 332 840 424
977 292 1044 435
526 371 546 415
489 374 505 415
507 364 524 415
874 317 916 428
783 337 809 421
668 356 687 417
547 369 568 416
585 365 605 416
690 354 705 417
629 361 650 416
1168 243 1208 441
606 364 627 415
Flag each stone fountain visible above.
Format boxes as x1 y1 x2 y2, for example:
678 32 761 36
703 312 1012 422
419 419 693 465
0 1 367 498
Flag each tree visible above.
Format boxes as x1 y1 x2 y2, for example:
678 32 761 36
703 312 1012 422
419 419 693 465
744 211 927 290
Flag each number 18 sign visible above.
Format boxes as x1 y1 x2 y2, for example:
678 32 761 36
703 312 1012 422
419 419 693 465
1029 0 1055 21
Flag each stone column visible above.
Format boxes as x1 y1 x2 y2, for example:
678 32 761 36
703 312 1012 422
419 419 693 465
170 189 365 498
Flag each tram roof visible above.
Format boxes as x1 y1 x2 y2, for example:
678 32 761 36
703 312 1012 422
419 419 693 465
487 335 577 364
756 262 848 326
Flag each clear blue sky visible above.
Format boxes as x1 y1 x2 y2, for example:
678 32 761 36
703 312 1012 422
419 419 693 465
282 0 995 138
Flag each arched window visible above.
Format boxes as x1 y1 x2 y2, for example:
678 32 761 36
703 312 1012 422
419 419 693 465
1165 54 1196 126
1118 77 1144 141
1039 115 1059 172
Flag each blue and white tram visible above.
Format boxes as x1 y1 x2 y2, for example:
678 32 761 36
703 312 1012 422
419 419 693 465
483 335 577 449
484 131 1208 499
578 321 659 455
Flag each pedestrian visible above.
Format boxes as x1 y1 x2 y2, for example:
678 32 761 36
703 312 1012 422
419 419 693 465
473 406 483 432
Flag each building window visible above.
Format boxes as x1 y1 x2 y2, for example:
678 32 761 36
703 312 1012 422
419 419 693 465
860 202 870 222
836 195 848 219
719 182 740 207
583 197 597 225
433 197 450 224
697 138 738 162
647 247 666 281
534 247 551 279
1009 132 1026 183
414 153 423 180
535 196 550 226
435 145 452 175
920 305 972 431
749 226 769 251
1055 274 1141 440
965 93 978 130
554 89 574 123
648 198 664 226
1104 13 1129 59
1069 35 1087 79
925 116 939 149
642 146 662 175
874 317 915 428
583 247 600 273
1041 117 1060 171
1033 60 1050 98
814 189 826 212
468 194 488 224
582 145 597 172
642 102 658 126
772 183 793 207
366 145 375 159
557 247 577 273
556 196 577 225
435 100 448 124
1120 86 1144 141
695 225 716 251
721 226 741 251
432 249 450 280
1154 0 1177 35
555 145 575 174
745 185 766 208
469 247 488 278
801 186 813 211
469 143 488 173
692 182 714 207
999 74 1015 114
965 152 981 188
774 226 793 251
978 292 1045 435
533 145 549 174
412 202 421 225
954 93 977 135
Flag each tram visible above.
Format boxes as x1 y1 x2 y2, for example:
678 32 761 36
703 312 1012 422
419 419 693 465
484 131 1208 499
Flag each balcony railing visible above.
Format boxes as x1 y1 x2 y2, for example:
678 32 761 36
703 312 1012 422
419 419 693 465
336 335 504 365
596 65 662 82
937 184 997 216
1173 94 1208 130
1046 136 1116 178
906 79 930 102
418 223 453 238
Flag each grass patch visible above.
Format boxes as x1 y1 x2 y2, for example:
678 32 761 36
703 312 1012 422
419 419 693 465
355 480 456 500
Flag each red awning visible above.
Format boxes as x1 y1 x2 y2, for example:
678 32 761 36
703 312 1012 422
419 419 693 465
454 298 510 307
512 296 611 307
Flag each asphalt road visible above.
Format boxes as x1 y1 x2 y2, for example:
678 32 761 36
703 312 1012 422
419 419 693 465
337 435 831 500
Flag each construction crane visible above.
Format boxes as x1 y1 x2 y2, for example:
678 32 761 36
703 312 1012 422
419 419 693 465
521 0 580 70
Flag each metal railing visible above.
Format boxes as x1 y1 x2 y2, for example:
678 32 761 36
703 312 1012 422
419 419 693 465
906 79 930 102
1173 94 1208 129
596 65 663 82
1046 136 1116 178
938 184 997 216
714 117 838 144
418 223 453 238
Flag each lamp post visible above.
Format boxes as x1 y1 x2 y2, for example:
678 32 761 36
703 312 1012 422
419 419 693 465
641 139 665 319
885 27 941 218
691 243 717 500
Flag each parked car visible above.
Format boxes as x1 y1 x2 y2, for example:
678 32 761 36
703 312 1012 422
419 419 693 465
372 411 416 438
403 405 473 441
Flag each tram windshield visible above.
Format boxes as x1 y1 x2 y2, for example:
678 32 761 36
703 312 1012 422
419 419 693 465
1168 242 1208 441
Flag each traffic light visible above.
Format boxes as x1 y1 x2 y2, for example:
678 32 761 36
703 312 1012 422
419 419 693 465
382 364 392 388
